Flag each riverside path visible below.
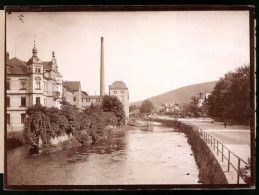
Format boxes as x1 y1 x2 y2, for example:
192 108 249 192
178 118 250 184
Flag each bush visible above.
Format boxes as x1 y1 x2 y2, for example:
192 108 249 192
24 111 52 148
102 95 126 126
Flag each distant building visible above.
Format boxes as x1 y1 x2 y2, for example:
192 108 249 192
63 81 82 109
197 90 211 107
82 92 103 108
161 102 181 113
109 81 129 122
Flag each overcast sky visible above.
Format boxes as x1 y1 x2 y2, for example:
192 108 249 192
6 11 250 102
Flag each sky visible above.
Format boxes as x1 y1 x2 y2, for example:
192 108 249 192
6 11 250 102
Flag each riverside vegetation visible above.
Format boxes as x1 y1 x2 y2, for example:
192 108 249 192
23 95 126 152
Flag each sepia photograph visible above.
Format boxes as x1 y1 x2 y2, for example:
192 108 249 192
4 6 255 189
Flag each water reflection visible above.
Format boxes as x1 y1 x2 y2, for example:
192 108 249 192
7 121 199 185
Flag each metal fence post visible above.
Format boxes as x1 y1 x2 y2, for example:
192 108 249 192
222 145 224 162
227 150 230 172
217 141 219 155
211 136 212 147
214 138 215 150
237 158 240 184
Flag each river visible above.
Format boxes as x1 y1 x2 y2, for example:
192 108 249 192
7 121 199 185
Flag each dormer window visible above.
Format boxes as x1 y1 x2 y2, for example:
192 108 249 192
35 67 41 73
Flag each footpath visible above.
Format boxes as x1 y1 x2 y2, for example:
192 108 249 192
178 118 250 184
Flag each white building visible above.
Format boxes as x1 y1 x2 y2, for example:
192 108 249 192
109 81 129 122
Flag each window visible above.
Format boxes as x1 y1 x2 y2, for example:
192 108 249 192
21 114 26 124
7 114 10 125
21 97 26 107
74 97 76 101
7 97 10 107
36 81 40 90
35 67 41 73
121 91 124 94
7 80 10 90
36 97 40 105
114 91 117 95
20 80 26 89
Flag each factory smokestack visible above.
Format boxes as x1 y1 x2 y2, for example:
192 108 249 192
100 37 105 96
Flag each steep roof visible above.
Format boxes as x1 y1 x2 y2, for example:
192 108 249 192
82 91 88 98
7 56 53 75
109 81 128 89
7 58 28 74
63 81 81 92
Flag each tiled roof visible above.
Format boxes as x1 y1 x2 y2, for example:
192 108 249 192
82 91 88 98
63 81 81 92
7 57 52 74
41 61 52 69
109 81 128 89
7 58 28 74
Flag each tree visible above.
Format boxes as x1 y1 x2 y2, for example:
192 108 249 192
102 95 126 126
206 65 250 124
129 105 137 113
140 100 154 114
24 111 51 148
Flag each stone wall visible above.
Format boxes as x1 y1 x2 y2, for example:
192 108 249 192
150 119 228 184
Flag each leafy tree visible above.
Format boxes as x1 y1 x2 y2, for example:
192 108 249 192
24 111 51 148
206 65 250 124
26 104 48 116
102 95 126 126
140 100 154 114
60 105 81 134
129 105 138 113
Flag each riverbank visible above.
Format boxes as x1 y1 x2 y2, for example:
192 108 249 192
147 118 228 184
7 125 131 153
7 120 199 185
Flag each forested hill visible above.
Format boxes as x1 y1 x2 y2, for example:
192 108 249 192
131 81 217 106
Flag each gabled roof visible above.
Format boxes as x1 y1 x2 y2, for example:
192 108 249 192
82 91 88 98
63 81 81 92
7 56 53 75
109 81 128 89
7 57 28 74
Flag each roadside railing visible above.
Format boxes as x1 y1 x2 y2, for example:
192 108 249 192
188 122 249 184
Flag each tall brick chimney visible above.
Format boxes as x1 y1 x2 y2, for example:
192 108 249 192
100 37 105 96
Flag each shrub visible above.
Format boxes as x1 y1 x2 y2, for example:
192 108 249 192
24 111 51 148
102 95 126 126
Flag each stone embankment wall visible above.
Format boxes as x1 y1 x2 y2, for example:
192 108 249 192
151 119 228 184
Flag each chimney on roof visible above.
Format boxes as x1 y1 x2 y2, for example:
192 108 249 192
100 37 105 96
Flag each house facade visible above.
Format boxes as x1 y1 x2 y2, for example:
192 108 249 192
6 43 82 131
109 81 129 122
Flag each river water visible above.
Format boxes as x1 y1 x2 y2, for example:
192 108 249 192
7 121 199 185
